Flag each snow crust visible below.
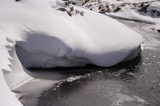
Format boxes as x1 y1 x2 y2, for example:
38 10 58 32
150 2 160 9
79 0 160 25
0 0 143 106
0 71 23 106
106 8 160 25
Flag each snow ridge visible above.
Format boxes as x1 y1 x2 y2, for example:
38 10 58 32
0 0 143 106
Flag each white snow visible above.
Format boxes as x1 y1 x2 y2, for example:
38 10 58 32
106 7 160 25
0 0 142 106
150 2 160 8
81 0 160 25
0 71 23 106
66 76 82 82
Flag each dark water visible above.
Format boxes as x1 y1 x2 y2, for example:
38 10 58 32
35 21 160 106
36 49 160 106
17 20 160 106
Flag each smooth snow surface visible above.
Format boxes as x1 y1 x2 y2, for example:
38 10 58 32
0 0 142 106
0 0 142 68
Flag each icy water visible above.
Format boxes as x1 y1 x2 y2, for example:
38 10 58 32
37 49 160 106
17 20 160 106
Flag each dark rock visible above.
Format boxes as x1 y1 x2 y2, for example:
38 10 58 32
139 3 150 12
112 6 121 13
58 8 67 12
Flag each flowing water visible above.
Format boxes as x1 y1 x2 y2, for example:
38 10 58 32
16 20 160 106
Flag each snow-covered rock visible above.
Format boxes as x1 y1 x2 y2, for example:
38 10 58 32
76 0 160 25
142 1 160 18
0 0 143 106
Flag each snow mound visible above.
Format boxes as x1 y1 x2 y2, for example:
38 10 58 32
11 0 142 68
0 0 142 106
76 0 160 25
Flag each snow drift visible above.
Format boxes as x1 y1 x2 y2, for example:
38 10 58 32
0 0 142 106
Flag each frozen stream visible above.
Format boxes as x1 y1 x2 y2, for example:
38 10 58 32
15 20 160 106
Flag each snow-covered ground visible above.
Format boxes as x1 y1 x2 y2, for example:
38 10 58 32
65 0 159 24
1 0 156 106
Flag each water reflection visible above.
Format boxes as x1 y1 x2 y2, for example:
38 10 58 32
36 53 144 106
36 49 160 106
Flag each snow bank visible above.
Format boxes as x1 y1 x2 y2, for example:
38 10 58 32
79 0 160 25
0 71 23 106
106 7 160 25
11 0 142 68
0 0 142 106
107 1 160 25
